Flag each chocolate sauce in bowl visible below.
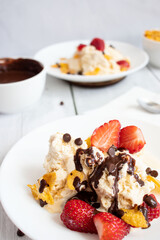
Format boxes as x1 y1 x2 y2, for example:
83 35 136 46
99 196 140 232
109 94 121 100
0 58 43 84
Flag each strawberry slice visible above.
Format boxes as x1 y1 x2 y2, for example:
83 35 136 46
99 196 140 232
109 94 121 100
91 120 121 152
117 60 130 69
119 126 146 154
93 212 130 240
90 38 105 51
142 194 160 222
60 199 97 233
77 44 86 51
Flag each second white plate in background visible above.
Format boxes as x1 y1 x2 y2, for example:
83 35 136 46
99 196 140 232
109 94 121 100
34 40 149 85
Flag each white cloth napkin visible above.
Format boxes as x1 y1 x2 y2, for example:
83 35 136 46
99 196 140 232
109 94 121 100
84 87 160 126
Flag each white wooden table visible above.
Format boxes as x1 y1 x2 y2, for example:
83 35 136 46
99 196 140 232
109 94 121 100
0 65 160 240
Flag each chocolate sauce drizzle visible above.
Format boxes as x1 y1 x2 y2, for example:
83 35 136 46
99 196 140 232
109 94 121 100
69 190 100 208
73 177 88 192
74 147 104 172
138 206 150 228
39 179 49 193
73 145 146 216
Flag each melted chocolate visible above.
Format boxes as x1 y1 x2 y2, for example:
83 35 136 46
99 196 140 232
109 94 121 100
0 58 43 84
39 179 48 193
138 206 150 228
69 190 100 208
74 148 84 172
143 195 157 208
73 176 88 192
88 146 145 215
74 147 104 172
134 174 144 187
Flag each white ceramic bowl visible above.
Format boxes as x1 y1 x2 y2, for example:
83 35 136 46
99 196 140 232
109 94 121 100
143 35 160 68
0 58 46 113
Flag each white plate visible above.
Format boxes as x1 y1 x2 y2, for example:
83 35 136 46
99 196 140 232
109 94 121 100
0 115 160 240
34 40 149 84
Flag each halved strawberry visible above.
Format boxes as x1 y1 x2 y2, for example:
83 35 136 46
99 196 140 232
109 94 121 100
60 199 97 233
91 120 121 152
93 212 130 240
90 38 105 51
77 44 86 51
119 126 146 154
117 60 130 69
142 194 160 222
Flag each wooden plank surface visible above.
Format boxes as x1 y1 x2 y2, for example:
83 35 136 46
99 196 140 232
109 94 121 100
73 67 160 114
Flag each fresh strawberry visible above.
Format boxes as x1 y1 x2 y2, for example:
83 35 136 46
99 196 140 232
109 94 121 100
93 212 130 240
117 60 130 69
91 120 121 152
119 126 146 154
77 44 86 51
142 194 160 222
60 199 97 233
90 38 105 51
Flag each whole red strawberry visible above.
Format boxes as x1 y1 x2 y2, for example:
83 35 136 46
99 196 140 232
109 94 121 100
90 38 105 51
91 120 121 152
77 44 86 51
60 199 97 233
93 212 130 240
142 194 160 222
119 125 146 154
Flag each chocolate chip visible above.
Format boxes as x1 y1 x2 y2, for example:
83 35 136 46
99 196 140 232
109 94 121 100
150 170 158 178
17 229 25 237
39 179 48 193
146 167 151 175
74 138 83 146
60 101 64 105
143 195 157 208
39 199 47 207
63 133 71 143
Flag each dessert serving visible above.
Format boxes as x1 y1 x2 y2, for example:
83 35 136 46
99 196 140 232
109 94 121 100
51 38 130 76
28 120 160 240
